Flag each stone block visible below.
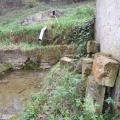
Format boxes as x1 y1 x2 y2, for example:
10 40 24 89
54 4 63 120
93 53 119 87
81 58 93 80
113 69 120 110
87 41 100 54
86 75 106 113
60 57 74 66
40 63 51 70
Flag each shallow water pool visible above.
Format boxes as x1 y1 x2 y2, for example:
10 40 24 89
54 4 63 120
0 70 47 119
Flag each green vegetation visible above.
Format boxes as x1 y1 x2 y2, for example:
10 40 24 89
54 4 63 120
0 1 104 120
23 59 40 70
19 64 85 120
0 3 95 58
0 2 94 33
1 1 120 120
19 64 120 120
65 17 94 57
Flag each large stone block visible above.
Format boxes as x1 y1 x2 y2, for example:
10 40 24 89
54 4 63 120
113 69 120 110
93 53 119 87
60 57 74 66
0 49 28 70
81 58 93 80
86 75 106 113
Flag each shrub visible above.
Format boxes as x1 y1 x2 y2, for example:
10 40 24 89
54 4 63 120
66 18 95 57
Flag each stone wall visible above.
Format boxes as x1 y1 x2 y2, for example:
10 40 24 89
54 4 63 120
0 45 75 69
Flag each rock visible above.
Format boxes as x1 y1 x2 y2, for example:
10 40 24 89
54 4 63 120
0 45 76 69
113 69 120 110
0 49 28 70
37 114 47 120
93 53 119 87
40 63 51 70
36 45 76 65
81 58 93 80
60 57 74 65
87 41 100 54
86 75 106 113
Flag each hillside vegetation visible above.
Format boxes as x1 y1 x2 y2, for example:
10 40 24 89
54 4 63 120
0 1 95 58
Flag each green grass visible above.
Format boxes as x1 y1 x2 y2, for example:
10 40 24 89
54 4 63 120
0 1 95 34
0 39 42 50
0 3 95 53
0 38 76 51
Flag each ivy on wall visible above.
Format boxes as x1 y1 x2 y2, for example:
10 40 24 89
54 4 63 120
66 18 95 57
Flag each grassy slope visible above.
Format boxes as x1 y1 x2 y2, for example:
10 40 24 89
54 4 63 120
0 1 95 52
0 1 95 34
20 64 120 120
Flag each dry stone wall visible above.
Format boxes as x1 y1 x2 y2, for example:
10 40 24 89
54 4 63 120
0 45 75 70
